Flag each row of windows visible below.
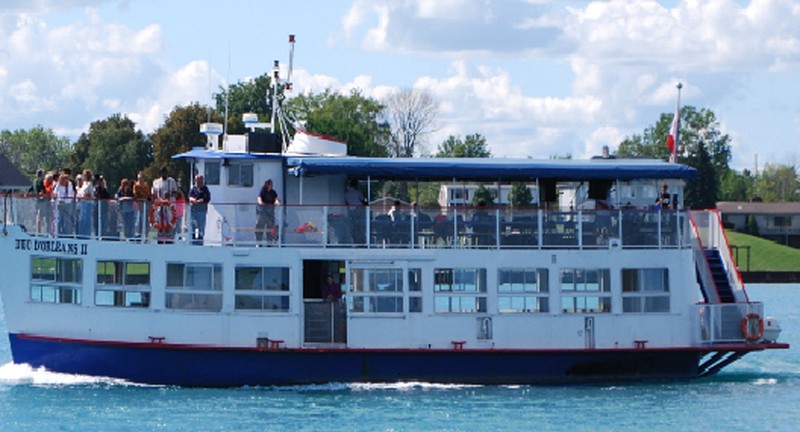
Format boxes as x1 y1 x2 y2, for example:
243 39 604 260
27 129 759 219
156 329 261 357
203 161 253 187
29 257 670 315
30 258 290 312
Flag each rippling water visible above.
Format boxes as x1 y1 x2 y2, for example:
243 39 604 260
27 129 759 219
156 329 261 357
1 285 797 432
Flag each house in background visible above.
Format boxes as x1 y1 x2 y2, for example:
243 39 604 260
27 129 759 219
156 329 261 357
0 154 31 191
717 201 800 248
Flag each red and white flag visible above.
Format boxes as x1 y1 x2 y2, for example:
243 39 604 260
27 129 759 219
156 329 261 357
666 109 679 163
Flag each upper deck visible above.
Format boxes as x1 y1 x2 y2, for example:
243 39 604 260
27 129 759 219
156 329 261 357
7 197 691 250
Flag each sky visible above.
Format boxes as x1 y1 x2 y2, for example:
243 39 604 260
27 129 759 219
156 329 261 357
1 0 799 171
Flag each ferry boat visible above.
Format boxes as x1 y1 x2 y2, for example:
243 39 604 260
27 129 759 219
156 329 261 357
0 136 790 385
0 47 788 387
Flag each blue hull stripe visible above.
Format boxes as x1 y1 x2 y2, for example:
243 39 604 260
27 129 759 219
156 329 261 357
7 334 714 386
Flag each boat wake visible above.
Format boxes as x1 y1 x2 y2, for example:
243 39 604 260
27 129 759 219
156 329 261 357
255 381 484 392
0 362 140 387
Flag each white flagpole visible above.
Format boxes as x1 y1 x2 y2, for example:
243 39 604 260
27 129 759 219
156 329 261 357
670 82 683 164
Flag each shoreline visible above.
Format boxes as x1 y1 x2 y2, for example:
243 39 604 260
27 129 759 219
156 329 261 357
741 271 800 284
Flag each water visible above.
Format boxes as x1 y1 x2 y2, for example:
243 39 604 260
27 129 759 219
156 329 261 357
1 285 797 432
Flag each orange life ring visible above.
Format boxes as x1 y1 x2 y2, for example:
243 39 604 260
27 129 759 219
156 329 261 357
741 313 764 343
148 200 177 231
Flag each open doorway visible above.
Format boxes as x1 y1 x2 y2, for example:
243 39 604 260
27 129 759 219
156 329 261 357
302 259 346 345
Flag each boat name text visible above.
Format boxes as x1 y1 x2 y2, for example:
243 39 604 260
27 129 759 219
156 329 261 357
15 239 88 256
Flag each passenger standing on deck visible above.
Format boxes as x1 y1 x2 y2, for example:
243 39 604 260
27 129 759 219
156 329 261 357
344 179 366 244
188 174 211 245
94 174 112 237
151 166 178 201
151 166 178 238
53 169 76 236
255 179 280 245
116 178 136 239
76 169 95 238
133 171 152 238
656 184 671 209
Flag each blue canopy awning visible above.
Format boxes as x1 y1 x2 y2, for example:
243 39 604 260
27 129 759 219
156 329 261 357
285 157 697 181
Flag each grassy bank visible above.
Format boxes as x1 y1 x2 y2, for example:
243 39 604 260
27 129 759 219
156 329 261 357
725 230 800 272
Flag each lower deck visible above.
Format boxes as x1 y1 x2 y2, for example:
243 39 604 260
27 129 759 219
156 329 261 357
1 224 764 353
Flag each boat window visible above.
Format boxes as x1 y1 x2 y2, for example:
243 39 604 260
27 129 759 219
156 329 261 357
165 263 222 312
95 260 151 308
408 268 422 313
621 268 670 313
227 161 253 187
349 268 404 313
434 268 487 313
234 266 290 312
30 256 82 305
559 268 611 314
204 161 221 185
498 268 549 313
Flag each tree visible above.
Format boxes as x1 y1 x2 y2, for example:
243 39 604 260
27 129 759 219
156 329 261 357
213 73 274 134
408 183 441 207
0 126 72 176
616 106 731 208
384 88 437 157
436 134 491 158
471 184 495 206
285 89 391 157
754 163 799 202
509 183 533 207
72 114 151 190
147 103 222 191
718 169 753 202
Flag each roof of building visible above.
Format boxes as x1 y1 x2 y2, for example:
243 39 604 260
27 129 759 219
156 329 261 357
717 201 800 215
0 154 31 190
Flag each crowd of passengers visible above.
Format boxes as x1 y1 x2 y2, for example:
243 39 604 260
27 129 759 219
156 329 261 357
28 166 210 243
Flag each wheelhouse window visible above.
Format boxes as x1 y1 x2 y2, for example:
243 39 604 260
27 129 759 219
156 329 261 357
204 161 221 185
560 268 611 314
227 161 253 187
498 268 549 313
235 266 290 312
434 268 487 313
30 256 82 304
95 261 150 308
349 268 404 313
622 268 670 313
166 263 222 311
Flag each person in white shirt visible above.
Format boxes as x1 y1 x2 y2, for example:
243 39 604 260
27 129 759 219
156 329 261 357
151 166 178 201
77 169 95 238
53 169 76 236
151 166 179 239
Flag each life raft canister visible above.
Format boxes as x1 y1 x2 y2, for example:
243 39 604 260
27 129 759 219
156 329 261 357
741 313 765 343
148 200 177 231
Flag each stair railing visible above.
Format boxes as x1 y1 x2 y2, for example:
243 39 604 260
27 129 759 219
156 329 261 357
689 210 749 303
689 214 722 303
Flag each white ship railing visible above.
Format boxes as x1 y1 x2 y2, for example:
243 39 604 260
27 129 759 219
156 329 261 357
8 196 692 251
693 302 763 344
689 210 749 303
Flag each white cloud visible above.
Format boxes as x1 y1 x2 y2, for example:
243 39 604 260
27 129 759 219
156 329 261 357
10 79 56 111
1 0 798 169
0 6 168 134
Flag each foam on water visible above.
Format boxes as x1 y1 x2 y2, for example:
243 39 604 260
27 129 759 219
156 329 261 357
0 362 139 387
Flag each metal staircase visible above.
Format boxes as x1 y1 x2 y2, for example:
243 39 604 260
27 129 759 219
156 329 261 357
690 210 747 305
702 248 736 303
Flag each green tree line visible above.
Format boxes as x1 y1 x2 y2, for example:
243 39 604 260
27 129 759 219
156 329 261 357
1 72 797 208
